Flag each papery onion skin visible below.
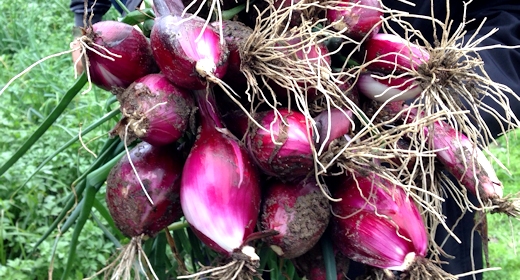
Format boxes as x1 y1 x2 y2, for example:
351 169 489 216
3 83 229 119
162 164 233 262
180 90 261 256
87 21 159 91
106 142 184 237
364 33 430 73
110 73 195 146
259 178 330 259
150 14 229 90
326 0 382 39
247 108 314 181
330 172 428 270
357 72 422 102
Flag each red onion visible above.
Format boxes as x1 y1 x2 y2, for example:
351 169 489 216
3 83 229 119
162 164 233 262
259 178 330 259
326 0 382 39
247 108 314 181
106 141 184 237
330 171 428 271
85 21 159 91
386 104 503 200
180 89 261 258
247 108 352 180
150 14 229 90
357 72 422 102
364 33 430 73
314 108 353 150
429 119 503 199
110 73 195 146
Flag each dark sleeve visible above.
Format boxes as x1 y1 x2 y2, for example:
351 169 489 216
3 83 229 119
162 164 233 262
70 0 113 27
464 5 520 138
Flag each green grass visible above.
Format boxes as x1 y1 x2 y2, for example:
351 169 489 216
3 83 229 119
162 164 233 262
486 132 520 280
0 0 118 278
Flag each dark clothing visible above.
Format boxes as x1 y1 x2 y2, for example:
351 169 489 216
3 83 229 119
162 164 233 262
70 0 142 27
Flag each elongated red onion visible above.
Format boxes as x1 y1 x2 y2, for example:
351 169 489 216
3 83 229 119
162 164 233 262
150 14 229 90
110 73 195 146
326 0 382 39
259 178 330 259
180 89 261 258
330 172 428 271
386 104 503 200
357 72 422 102
85 21 159 91
364 33 430 73
429 119 503 199
106 141 184 237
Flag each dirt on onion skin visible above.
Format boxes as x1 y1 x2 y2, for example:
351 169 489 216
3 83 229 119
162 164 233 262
110 80 194 145
259 179 331 259
106 142 183 238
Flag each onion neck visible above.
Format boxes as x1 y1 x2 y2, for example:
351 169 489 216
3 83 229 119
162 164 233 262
194 88 224 130
153 0 185 17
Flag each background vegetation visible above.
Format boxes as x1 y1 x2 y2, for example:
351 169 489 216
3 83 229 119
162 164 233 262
0 0 518 279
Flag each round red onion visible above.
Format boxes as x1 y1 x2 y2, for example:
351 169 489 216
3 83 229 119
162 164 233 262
247 108 314 181
110 73 195 147
150 14 229 90
86 21 159 91
259 178 330 259
106 141 184 237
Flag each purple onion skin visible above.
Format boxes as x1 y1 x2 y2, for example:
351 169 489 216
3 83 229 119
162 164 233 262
364 33 430 73
259 178 330 259
150 14 229 90
180 91 261 256
330 172 428 270
87 21 159 91
247 108 314 182
153 0 185 17
326 0 382 40
111 73 194 146
106 142 184 237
